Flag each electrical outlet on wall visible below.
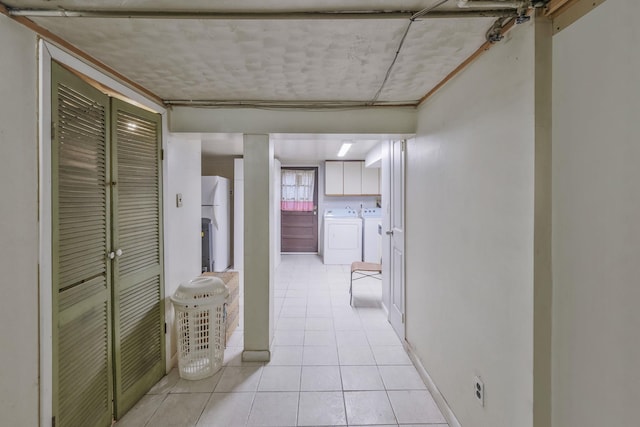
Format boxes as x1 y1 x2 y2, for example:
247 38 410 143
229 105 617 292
474 376 485 407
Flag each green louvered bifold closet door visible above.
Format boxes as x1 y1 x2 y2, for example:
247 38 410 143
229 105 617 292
52 63 165 426
111 99 165 419
52 62 113 427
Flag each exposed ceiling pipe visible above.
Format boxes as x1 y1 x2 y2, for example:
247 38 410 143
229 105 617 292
457 0 525 8
5 8 518 20
457 0 536 24
163 100 418 109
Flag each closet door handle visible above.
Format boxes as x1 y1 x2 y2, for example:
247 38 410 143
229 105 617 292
108 251 116 259
385 230 394 236
115 249 123 257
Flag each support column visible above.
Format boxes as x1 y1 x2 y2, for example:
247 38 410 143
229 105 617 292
533 12 553 427
242 134 274 362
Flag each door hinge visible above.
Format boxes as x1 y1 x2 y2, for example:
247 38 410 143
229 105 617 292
52 416 56 427
51 122 56 141
161 148 164 161
401 140 406 152
164 322 167 334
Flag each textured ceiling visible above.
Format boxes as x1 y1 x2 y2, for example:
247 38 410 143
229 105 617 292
3 0 515 105
33 18 409 101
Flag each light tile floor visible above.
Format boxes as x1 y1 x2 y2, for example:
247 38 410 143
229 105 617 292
115 254 448 427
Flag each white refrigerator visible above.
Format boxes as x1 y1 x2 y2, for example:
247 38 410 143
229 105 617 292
201 176 230 272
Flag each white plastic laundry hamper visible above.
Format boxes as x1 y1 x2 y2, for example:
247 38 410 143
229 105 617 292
171 276 229 380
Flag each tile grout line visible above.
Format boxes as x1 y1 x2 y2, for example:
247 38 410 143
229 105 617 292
329 272 350 427
244 364 264 426
192 390 212 427
140 392 169 427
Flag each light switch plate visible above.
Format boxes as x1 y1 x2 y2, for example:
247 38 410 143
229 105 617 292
176 193 183 207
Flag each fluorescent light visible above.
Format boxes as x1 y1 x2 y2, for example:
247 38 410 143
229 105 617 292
337 142 352 157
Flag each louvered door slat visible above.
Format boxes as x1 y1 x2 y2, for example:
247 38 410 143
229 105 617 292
120 277 162 391
58 303 110 427
58 276 106 312
52 62 112 427
59 230 107 244
111 99 165 419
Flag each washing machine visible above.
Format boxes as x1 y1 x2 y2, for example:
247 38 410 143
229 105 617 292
323 208 363 265
362 208 382 263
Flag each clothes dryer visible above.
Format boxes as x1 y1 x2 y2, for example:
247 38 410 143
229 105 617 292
323 209 362 265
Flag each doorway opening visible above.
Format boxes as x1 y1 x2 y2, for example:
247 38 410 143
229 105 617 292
280 167 319 253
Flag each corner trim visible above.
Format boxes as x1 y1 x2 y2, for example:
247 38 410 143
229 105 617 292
38 39 54 427
168 353 178 372
405 341 462 427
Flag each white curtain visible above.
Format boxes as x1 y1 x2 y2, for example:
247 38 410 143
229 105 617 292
281 169 315 211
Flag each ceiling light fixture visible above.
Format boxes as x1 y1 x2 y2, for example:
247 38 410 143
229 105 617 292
337 142 352 157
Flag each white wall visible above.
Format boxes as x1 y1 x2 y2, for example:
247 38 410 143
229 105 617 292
0 15 39 427
170 107 416 134
552 2 640 426
408 22 537 427
323 196 377 212
164 135 202 365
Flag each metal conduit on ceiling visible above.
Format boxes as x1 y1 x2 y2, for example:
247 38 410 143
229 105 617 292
5 8 518 19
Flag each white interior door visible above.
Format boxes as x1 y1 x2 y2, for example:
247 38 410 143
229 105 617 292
389 139 405 339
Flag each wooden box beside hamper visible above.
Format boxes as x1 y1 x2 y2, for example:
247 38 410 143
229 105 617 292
201 271 239 344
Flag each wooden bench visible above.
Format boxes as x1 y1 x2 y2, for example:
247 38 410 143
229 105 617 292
349 262 382 306
202 271 240 344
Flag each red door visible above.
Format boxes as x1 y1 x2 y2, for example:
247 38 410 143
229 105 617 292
281 167 318 252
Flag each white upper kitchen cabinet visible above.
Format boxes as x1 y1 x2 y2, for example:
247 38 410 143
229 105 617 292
325 161 344 195
325 160 381 196
343 162 362 195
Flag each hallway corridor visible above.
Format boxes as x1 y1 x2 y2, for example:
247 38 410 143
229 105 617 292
115 255 447 427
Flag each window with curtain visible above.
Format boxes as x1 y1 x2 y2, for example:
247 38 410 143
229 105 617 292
281 169 315 211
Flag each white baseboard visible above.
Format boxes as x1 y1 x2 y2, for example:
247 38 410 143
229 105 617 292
242 350 271 362
381 302 389 316
405 341 462 427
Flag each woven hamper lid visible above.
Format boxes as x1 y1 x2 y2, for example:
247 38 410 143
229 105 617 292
171 276 229 307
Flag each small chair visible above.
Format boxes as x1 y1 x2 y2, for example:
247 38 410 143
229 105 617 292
349 262 382 306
